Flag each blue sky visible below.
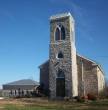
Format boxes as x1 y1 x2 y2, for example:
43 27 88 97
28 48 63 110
0 0 108 87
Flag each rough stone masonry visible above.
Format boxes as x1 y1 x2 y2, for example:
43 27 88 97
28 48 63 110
39 12 105 99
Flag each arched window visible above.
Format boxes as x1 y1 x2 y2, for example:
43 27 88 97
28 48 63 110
61 26 65 40
58 52 64 58
55 25 66 41
55 27 60 41
57 70 65 78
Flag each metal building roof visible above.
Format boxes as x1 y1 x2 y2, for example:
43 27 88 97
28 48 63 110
3 79 39 86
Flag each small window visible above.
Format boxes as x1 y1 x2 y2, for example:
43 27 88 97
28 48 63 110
55 27 60 41
58 52 64 58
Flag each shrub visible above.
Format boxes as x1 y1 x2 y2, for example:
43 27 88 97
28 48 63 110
64 97 70 101
76 96 85 102
87 93 97 101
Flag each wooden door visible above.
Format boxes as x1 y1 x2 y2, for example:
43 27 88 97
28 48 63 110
56 78 65 97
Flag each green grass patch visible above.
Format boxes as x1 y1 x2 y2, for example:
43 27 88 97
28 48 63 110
4 104 65 110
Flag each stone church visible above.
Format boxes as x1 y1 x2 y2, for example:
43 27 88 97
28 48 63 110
39 12 105 99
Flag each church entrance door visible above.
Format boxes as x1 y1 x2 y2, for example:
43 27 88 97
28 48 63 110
56 70 65 97
56 78 65 97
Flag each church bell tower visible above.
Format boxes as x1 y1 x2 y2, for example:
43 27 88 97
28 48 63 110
49 13 78 98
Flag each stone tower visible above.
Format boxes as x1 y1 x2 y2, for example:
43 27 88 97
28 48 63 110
49 13 78 99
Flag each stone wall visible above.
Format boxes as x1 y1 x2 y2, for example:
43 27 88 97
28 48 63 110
49 13 78 98
97 67 105 95
77 55 98 96
40 61 49 90
40 55 105 97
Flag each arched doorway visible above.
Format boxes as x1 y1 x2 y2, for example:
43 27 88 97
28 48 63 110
56 70 65 97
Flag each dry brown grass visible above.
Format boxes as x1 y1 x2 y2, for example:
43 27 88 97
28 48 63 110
0 98 108 110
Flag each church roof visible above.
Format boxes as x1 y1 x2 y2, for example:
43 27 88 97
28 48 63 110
77 54 105 74
39 54 104 75
77 54 96 64
38 60 49 69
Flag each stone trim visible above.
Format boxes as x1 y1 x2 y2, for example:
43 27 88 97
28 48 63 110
50 12 74 21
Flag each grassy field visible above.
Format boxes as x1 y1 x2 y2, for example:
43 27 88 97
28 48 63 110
0 98 108 110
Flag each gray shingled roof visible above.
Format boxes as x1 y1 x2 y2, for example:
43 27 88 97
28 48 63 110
4 79 39 86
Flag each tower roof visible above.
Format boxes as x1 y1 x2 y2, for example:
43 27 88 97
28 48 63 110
50 12 74 21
